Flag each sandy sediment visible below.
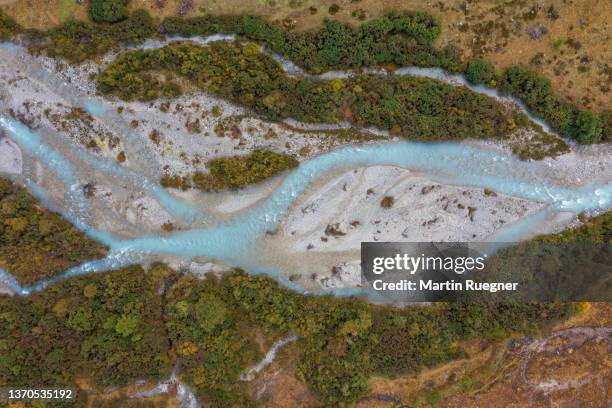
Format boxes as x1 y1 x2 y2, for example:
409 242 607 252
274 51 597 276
0 136 22 174
254 166 548 289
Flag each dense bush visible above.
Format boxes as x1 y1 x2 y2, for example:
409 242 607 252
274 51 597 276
166 274 259 406
205 150 298 190
2 210 604 403
99 42 518 142
0 9 20 40
1 7 605 147
160 173 192 190
574 109 603 144
0 245 588 405
223 270 573 404
0 264 174 389
2 7 603 147
537 210 610 244
161 11 459 73
88 0 130 23
465 57 496 85
477 211 611 303
600 110 611 142
0 178 107 285
31 9 155 63
160 150 298 192
20 10 446 72
500 65 605 144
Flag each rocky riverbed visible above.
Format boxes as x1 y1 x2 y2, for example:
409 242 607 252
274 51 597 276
0 41 610 294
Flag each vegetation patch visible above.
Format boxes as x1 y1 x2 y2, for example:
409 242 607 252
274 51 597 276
88 0 129 23
474 211 611 303
160 150 298 191
29 9 155 64
505 124 570 160
1 264 575 405
500 66 605 144
160 11 459 74
536 210 610 244
0 264 174 391
99 41 520 142
193 149 298 191
465 57 496 86
0 9 20 40
0 178 107 285
193 272 573 405
165 274 261 406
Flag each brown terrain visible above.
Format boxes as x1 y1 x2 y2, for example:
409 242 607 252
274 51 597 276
249 302 611 407
358 302 611 407
1 0 610 112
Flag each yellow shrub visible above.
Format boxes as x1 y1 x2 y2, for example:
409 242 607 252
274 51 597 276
331 78 345 92
575 302 591 315
178 341 199 356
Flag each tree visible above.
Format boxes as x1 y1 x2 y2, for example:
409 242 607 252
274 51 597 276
574 110 603 144
115 314 139 338
194 294 227 333
88 0 129 23
67 308 94 332
465 58 496 85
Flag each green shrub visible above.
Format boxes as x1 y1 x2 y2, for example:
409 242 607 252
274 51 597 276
0 265 175 388
499 65 605 143
159 174 191 190
0 9 20 40
160 11 449 73
164 150 299 192
500 66 553 109
574 110 603 144
223 268 574 404
3 8 605 147
600 110 611 142
539 211 610 243
166 274 259 406
386 10 441 46
191 171 223 191
465 57 496 85
88 0 130 23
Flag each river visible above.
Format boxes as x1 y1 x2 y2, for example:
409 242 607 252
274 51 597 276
0 39 609 297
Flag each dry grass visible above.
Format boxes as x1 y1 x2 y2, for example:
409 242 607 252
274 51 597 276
245 341 320 407
0 0 88 27
75 377 179 407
